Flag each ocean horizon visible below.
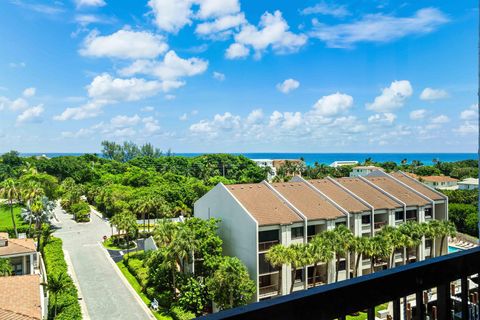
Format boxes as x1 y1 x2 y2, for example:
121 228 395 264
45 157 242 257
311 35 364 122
18 152 477 166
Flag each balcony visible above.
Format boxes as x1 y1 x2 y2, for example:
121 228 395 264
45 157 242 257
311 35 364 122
374 221 388 231
259 284 279 296
361 224 371 233
201 247 480 320
258 240 279 252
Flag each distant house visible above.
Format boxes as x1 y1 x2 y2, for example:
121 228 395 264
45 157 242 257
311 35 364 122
350 166 384 177
329 160 359 168
0 232 38 275
458 178 479 190
420 176 458 190
0 274 46 320
252 159 276 180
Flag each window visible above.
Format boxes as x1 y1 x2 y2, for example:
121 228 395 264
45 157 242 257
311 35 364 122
259 230 279 243
338 260 346 271
259 253 278 274
425 208 433 218
395 211 404 221
361 215 371 224
291 226 304 239
295 269 304 283
259 274 272 287
307 225 316 237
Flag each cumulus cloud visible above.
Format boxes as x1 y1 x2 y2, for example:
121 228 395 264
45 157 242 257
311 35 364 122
226 11 307 59
431 114 449 124
311 92 353 116
16 104 44 124
141 106 155 112
213 71 226 81
75 0 106 8
366 80 413 112
225 43 249 59
22 87 36 97
410 109 427 120
196 0 240 19
148 0 193 33
460 104 477 120
246 109 264 124
195 13 246 39
454 105 478 136
301 3 350 18
420 87 449 101
110 114 141 128
368 113 396 125
80 29 168 59
276 79 300 94
179 113 188 121
119 51 208 84
310 8 448 48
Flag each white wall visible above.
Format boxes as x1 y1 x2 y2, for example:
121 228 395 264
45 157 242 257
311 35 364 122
194 184 259 299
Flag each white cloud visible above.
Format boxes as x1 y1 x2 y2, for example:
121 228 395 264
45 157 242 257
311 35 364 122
80 29 168 59
75 14 116 27
148 0 193 33
410 109 427 120
246 109 263 124
460 104 478 120
454 122 477 135
276 78 300 94
368 113 396 124
165 94 176 100
110 114 141 128
16 104 44 124
310 8 448 48
141 106 155 112
119 50 208 84
75 0 106 8
301 3 350 18
87 74 167 102
142 116 161 134
23 87 36 97
420 87 449 101
190 112 241 136
196 0 240 19
431 114 449 124
227 11 307 59
225 43 249 59
366 80 413 112
312 92 353 116
61 128 94 138
53 100 106 121
213 71 226 81
179 113 188 121
195 13 246 38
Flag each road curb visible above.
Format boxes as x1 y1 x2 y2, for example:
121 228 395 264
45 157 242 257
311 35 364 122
63 249 91 320
99 242 156 320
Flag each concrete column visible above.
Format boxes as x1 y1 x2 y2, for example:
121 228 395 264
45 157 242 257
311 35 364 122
29 253 34 274
418 207 425 261
22 255 27 275
388 210 395 226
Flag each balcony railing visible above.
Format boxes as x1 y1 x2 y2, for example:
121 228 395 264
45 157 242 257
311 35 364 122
258 240 279 252
374 221 388 230
201 247 480 320
259 284 279 296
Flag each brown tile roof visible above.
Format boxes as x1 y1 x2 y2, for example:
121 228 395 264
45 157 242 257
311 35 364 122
353 166 384 170
421 175 459 183
0 238 36 257
308 179 370 213
390 172 446 201
271 182 345 220
336 177 401 210
227 184 303 226
366 176 431 206
0 275 42 320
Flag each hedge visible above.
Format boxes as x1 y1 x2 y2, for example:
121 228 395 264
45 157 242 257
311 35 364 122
43 237 82 319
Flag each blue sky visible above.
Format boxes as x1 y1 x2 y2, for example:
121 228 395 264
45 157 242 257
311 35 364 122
0 0 477 153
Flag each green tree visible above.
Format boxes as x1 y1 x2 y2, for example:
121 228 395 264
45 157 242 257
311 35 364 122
265 244 289 295
350 236 369 278
0 179 19 237
178 277 207 316
331 225 353 282
206 256 255 310
306 234 334 286
44 272 69 318
0 258 12 276
286 243 309 293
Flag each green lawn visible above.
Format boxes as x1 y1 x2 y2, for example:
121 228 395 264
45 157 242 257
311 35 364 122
0 204 27 229
115 260 172 320
346 303 389 320
102 237 136 250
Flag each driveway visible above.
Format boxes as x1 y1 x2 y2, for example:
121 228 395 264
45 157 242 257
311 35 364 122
52 205 152 320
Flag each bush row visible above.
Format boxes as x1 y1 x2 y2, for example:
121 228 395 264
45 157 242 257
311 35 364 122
1 226 31 238
64 201 91 223
43 237 82 319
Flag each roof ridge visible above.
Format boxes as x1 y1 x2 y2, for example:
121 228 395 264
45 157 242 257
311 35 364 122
0 306 40 320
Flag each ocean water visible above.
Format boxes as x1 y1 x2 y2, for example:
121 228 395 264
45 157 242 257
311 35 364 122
20 152 477 166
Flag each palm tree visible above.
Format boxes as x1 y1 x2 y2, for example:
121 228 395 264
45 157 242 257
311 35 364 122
398 222 423 263
43 272 69 318
377 226 406 268
437 220 456 255
0 258 12 276
307 235 334 286
286 243 308 293
366 236 389 273
266 244 289 295
331 225 353 282
350 236 369 277
0 179 19 237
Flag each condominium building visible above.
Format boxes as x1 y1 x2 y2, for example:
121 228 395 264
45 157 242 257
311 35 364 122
420 175 459 189
194 171 448 302
349 166 385 177
0 233 39 275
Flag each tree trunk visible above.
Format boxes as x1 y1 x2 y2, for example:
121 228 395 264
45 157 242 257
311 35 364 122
440 236 445 256
143 212 146 234
10 200 18 238
312 263 318 288
147 212 150 233
335 256 340 282
406 247 410 264
354 253 361 278
370 257 375 274
277 268 282 295
290 267 296 293
172 263 177 299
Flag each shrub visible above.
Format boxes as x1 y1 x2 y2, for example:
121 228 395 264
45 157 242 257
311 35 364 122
68 201 91 222
170 306 195 320
43 237 82 319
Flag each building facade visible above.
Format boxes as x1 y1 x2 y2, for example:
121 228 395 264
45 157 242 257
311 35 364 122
349 166 385 177
0 233 38 275
194 171 448 302
458 178 478 190
420 176 458 189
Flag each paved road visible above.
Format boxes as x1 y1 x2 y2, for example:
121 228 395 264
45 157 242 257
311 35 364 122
52 205 152 320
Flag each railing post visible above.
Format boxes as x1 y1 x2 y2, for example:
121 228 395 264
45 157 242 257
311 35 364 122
437 282 451 320
416 291 425 320
393 299 401 320
367 307 375 320
461 276 469 320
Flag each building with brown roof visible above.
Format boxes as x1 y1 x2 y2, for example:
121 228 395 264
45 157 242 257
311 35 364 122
194 172 448 301
0 274 45 320
0 233 38 276
418 175 459 189
350 165 384 177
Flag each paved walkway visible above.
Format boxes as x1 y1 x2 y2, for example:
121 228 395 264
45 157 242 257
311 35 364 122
52 205 153 320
